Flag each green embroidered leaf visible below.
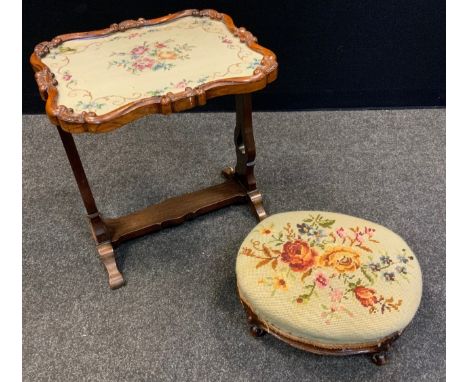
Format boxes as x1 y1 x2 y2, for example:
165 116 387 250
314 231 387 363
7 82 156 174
361 267 374 284
301 268 313 282
303 219 313 223
321 304 328 310
318 219 335 228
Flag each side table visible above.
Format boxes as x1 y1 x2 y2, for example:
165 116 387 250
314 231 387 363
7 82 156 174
30 9 278 289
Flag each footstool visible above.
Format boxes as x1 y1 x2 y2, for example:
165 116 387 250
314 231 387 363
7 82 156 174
236 211 422 364
30 9 277 289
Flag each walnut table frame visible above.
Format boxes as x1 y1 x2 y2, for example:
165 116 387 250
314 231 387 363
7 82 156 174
30 9 278 289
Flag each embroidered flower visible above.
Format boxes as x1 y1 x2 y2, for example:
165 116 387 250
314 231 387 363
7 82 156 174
158 51 177 60
281 240 319 272
130 45 148 56
383 272 396 282
368 263 381 272
315 272 329 288
154 42 167 48
330 288 344 303
380 255 392 265
312 229 327 243
62 73 72 81
296 223 310 235
273 277 288 291
222 36 233 44
259 225 274 236
336 227 346 238
132 57 155 71
364 227 376 238
320 246 361 273
397 255 409 264
354 286 378 307
396 265 407 274
355 231 364 244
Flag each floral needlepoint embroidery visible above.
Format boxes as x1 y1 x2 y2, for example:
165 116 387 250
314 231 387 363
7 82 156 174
315 272 329 288
320 247 361 273
281 240 319 272
241 213 417 320
354 286 378 307
42 17 266 115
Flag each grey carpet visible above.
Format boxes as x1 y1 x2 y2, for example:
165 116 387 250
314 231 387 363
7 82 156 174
23 109 445 381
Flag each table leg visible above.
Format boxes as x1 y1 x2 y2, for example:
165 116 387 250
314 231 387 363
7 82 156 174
223 94 267 221
56 127 125 289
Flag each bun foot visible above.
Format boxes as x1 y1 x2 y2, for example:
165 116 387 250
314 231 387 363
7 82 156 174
222 166 235 179
250 325 266 338
371 352 389 366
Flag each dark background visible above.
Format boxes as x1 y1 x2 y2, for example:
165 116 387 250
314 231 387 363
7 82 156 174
23 0 445 113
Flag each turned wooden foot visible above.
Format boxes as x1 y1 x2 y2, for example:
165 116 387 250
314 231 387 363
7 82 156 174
97 243 125 289
222 166 236 179
250 325 266 338
371 351 389 365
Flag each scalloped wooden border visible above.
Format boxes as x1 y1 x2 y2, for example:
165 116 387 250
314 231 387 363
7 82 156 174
30 9 278 133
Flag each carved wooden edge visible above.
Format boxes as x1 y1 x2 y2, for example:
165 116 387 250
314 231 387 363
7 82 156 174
238 291 402 357
30 9 278 134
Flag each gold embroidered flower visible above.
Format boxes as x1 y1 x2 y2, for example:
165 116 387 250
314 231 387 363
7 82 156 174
272 276 288 291
158 51 177 60
319 246 361 273
259 224 274 235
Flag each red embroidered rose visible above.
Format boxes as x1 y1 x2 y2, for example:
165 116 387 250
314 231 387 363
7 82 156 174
354 286 378 307
281 240 319 272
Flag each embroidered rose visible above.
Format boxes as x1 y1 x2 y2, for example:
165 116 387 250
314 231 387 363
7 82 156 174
281 240 319 272
130 45 148 56
320 246 361 273
315 272 329 288
354 286 378 307
132 57 155 71
158 51 177 60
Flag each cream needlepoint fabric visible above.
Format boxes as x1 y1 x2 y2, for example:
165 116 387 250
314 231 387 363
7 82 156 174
42 16 263 115
236 211 422 346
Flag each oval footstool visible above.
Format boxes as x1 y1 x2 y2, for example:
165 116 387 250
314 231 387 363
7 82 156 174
236 211 422 365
